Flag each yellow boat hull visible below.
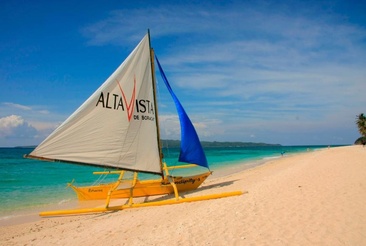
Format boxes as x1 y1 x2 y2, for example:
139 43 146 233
69 172 211 201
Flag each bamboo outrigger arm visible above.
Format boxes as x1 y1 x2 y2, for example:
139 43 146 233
91 164 199 176
105 171 126 208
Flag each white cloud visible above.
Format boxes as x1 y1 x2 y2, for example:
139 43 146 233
2 102 51 115
158 114 180 139
3 102 32 111
37 110 50 114
0 115 24 132
0 115 38 142
0 102 62 146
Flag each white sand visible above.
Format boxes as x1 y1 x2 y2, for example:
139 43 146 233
1 145 365 245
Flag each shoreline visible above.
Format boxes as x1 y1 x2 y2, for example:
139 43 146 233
1 145 365 245
0 147 307 227
0 144 331 224
0 146 327 227
0 161 262 227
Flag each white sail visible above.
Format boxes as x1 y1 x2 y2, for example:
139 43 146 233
29 34 162 174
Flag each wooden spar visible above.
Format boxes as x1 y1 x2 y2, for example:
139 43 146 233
93 171 124 175
39 190 245 217
92 164 199 175
164 164 198 170
25 154 162 175
148 29 164 178
24 154 56 162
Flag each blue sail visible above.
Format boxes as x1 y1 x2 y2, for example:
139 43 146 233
155 55 209 169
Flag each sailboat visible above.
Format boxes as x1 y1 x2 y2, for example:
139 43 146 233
25 31 242 216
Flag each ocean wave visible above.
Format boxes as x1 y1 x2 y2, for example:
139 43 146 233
58 199 71 205
262 156 281 160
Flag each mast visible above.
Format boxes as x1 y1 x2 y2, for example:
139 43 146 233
148 30 164 177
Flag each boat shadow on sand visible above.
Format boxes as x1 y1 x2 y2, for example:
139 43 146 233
88 179 238 212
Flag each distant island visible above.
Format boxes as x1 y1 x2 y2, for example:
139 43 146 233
161 140 281 148
13 141 281 149
13 146 38 148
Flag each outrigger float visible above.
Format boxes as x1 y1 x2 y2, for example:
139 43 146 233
25 31 243 217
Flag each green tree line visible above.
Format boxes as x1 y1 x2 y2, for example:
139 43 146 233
355 113 366 144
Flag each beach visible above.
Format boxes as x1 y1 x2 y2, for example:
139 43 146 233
1 145 365 245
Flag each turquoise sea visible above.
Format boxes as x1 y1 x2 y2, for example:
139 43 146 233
0 145 335 221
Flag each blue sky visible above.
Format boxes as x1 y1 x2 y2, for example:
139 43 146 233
1 0 365 147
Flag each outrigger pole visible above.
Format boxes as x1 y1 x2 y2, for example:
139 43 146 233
39 190 244 217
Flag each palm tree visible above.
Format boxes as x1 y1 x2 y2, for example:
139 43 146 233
356 113 366 137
